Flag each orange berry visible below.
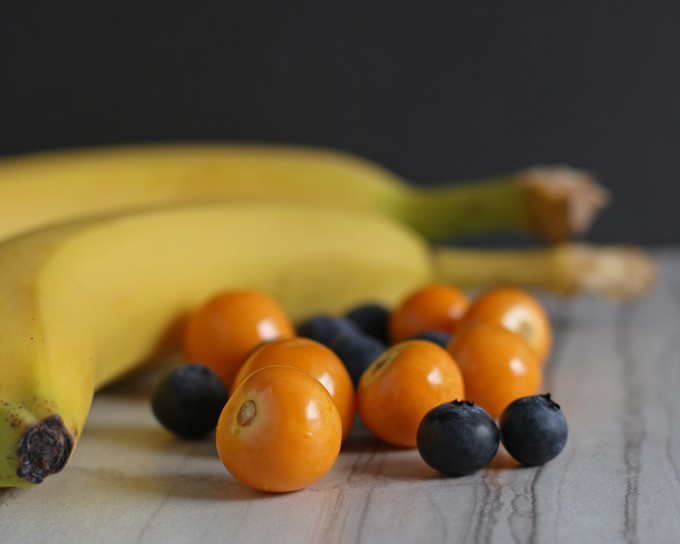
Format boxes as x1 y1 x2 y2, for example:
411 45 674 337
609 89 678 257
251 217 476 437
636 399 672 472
182 290 294 390
389 284 469 343
232 337 356 441
216 366 342 492
357 340 465 448
447 321 542 417
458 287 552 364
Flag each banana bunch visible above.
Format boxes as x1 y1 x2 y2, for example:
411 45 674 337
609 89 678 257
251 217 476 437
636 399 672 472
0 144 655 487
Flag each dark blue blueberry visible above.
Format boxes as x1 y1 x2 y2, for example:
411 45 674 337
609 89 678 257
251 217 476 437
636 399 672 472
411 330 452 349
345 303 391 344
417 400 499 476
499 393 568 466
151 363 229 439
296 315 358 347
331 332 386 387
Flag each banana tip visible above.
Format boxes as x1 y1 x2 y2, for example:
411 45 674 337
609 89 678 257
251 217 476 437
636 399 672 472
16 416 74 484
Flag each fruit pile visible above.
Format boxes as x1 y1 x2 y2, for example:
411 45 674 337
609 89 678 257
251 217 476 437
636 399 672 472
0 143 653 488
151 284 568 493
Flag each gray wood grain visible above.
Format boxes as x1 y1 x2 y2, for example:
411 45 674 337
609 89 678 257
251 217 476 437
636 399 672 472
2 250 680 544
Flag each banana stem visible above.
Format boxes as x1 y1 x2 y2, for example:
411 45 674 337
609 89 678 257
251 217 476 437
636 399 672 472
402 177 529 241
432 243 658 300
400 167 610 242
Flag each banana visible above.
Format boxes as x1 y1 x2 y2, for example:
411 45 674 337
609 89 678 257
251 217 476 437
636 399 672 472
0 201 654 487
0 202 434 487
0 143 607 243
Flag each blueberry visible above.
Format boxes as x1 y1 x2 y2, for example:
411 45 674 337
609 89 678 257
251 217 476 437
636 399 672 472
411 330 452 349
499 393 568 466
345 303 391 344
331 332 386 387
151 363 229 439
296 315 358 346
417 400 499 476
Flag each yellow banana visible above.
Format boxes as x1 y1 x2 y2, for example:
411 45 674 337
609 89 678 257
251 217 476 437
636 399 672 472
0 202 433 487
0 143 607 243
0 201 654 487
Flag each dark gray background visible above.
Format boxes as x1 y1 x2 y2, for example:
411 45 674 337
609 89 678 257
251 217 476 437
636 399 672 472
1 2 677 245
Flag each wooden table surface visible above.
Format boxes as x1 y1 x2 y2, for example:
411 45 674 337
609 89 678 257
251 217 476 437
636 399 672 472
2 250 679 544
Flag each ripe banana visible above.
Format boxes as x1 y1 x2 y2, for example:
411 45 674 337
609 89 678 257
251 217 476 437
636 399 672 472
0 202 434 487
0 143 607 243
0 202 654 487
